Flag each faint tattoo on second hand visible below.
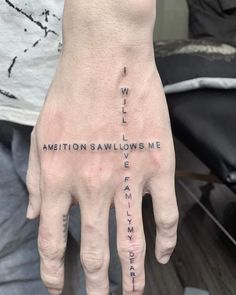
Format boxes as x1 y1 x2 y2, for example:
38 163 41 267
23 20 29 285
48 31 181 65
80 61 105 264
62 214 69 244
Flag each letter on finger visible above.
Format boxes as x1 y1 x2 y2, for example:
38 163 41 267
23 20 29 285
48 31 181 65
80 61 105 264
115 182 146 295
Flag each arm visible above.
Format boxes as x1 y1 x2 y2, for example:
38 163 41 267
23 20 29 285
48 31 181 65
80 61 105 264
26 1 179 294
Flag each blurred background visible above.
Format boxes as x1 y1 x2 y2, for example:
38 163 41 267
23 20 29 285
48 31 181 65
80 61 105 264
154 0 189 41
135 1 236 294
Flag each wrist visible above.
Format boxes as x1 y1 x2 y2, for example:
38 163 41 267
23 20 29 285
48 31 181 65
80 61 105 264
48 0 159 105
62 0 156 54
53 42 158 105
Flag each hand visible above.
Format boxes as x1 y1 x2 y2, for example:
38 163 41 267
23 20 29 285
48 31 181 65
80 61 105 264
26 55 178 295
26 1 178 294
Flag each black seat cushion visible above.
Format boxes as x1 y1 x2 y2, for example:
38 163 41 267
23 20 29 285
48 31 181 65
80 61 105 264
166 89 236 193
154 39 236 94
154 40 236 192
186 0 236 47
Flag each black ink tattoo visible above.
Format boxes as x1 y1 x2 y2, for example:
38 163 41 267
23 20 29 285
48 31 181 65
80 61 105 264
124 153 129 159
122 117 127 124
121 87 129 96
123 135 128 142
132 277 135 291
120 71 137 291
122 106 127 114
124 161 130 169
42 141 160 152
41 66 163 292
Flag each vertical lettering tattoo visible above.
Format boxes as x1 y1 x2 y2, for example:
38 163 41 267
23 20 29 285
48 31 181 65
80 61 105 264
121 87 129 96
121 87 129 125
124 66 127 76
121 67 136 291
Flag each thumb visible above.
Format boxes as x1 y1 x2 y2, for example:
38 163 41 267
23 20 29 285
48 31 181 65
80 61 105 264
26 129 41 219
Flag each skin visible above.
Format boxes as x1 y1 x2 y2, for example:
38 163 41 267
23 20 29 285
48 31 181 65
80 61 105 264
26 0 179 294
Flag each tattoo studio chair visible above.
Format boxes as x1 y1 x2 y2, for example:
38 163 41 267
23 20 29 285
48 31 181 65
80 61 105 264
155 39 236 192
154 1 236 247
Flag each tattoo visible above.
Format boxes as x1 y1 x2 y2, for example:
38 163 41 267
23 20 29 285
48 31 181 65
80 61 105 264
121 87 129 96
62 214 69 244
42 66 162 292
121 67 136 291
42 141 160 152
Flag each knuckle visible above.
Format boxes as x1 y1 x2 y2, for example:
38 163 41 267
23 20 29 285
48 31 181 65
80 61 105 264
152 149 175 174
40 157 69 186
157 212 179 231
118 239 146 259
40 170 61 188
39 243 64 289
86 282 109 295
38 235 65 261
39 242 65 261
81 167 110 194
40 171 69 193
83 221 99 236
80 251 106 273
86 177 102 193
160 237 177 253
41 272 63 290
150 152 161 169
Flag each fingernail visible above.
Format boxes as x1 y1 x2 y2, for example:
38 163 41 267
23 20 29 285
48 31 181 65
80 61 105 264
26 204 34 219
159 255 170 264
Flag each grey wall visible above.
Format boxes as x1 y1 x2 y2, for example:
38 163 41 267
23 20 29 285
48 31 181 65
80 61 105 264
153 0 189 41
